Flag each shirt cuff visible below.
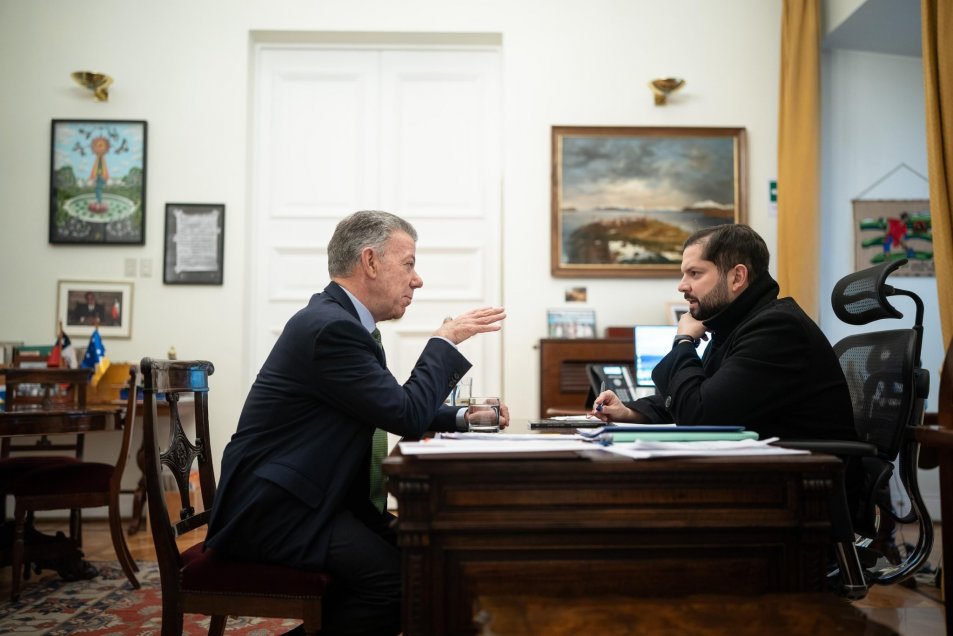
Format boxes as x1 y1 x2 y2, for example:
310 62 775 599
431 336 457 348
455 407 468 432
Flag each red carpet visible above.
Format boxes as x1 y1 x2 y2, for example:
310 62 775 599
0 561 299 635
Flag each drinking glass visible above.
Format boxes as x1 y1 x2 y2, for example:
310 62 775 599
451 377 472 406
467 397 501 433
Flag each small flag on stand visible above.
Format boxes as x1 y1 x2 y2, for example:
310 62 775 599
47 322 76 369
81 328 110 387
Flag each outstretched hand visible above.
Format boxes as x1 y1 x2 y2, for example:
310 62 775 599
434 307 506 345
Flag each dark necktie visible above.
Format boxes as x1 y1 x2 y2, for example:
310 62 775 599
369 328 387 512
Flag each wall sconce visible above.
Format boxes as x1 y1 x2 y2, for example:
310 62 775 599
649 78 685 106
71 71 113 101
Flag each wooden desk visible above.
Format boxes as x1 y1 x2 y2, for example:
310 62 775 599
383 447 841 636
0 405 124 436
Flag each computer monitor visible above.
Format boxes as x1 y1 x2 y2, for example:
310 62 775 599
633 325 709 388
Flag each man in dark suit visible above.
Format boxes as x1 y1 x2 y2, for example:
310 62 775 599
70 292 105 326
206 210 507 636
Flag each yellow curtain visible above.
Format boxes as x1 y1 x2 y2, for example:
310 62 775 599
922 0 953 344
776 0 821 319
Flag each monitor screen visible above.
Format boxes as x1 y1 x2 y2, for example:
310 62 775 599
633 325 709 387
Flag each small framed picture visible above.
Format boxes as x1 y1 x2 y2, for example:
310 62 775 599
49 119 147 245
667 301 690 325
547 308 597 339
163 203 225 285
57 280 133 339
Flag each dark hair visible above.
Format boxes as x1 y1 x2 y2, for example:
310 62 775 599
327 210 418 277
683 224 769 280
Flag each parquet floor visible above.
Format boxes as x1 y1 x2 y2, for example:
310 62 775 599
1 519 947 634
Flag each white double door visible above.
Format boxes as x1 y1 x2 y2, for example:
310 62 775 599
249 43 503 408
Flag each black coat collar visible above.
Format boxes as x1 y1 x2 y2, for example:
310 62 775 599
703 272 780 338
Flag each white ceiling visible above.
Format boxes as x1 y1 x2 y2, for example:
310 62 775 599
824 0 921 58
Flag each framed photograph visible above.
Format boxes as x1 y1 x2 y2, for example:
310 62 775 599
852 199 933 277
49 119 147 245
57 280 133 339
163 203 225 285
667 302 690 325
552 126 747 278
547 308 597 339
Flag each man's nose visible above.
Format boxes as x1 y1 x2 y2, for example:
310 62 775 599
412 272 423 288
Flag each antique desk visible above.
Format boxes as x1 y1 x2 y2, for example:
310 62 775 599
383 446 842 636
0 405 124 437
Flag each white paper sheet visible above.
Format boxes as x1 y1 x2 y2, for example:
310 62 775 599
398 439 598 458
602 437 810 459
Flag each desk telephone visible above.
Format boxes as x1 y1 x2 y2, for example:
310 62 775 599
586 364 637 403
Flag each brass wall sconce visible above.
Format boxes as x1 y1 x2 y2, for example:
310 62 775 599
71 71 113 101
649 78 685 106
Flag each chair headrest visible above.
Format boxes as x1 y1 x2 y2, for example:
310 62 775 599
831 259 906 326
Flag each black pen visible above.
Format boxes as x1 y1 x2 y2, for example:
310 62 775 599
595 380 606 412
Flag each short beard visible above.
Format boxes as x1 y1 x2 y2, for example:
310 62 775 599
690 275 730 321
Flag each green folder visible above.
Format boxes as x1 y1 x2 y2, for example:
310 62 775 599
607 431 759 443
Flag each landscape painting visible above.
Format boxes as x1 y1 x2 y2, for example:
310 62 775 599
551 126 746 277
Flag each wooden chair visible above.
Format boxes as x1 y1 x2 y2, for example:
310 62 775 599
141 358 329 636
1 367 91 542
8 367 141 599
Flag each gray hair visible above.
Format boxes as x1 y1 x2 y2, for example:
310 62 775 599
327 210 418 277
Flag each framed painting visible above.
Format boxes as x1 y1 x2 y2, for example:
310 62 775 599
57 280 133 339
163 203 225 285
49 119 147 245
551 126 747 277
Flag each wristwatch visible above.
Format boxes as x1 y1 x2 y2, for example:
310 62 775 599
672 334 699 349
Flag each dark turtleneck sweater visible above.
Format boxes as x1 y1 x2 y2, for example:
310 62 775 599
627 272 856 441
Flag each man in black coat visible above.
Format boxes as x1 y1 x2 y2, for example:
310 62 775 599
592 223 855 443
206 210 507 636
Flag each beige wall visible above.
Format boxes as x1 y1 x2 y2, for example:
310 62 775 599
0 0 783 472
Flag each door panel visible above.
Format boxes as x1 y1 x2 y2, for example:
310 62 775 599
251 44 502 418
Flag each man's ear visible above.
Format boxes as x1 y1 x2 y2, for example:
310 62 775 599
730 264 749 292
360 246 379 279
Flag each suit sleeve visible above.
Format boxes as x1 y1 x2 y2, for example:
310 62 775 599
309 319 471 437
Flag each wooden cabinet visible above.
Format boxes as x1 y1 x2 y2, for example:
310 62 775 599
538 338 634 417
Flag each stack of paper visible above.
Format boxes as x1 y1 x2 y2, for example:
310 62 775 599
603 437 810 459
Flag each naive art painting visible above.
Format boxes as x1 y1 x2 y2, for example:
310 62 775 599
49 119 147 244
852 199 933 277
551 126 746 277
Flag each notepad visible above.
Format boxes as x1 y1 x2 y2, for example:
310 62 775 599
603 430 758 443
576 425 743 437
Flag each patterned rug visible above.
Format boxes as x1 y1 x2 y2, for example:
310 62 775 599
0 562 300 635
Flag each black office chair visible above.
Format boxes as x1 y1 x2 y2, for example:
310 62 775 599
780 258 932 599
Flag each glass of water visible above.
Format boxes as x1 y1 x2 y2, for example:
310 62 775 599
467 397 500 433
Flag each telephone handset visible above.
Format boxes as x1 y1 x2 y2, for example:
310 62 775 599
586 364 638 404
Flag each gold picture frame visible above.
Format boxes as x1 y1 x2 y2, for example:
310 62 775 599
551 126 747 278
